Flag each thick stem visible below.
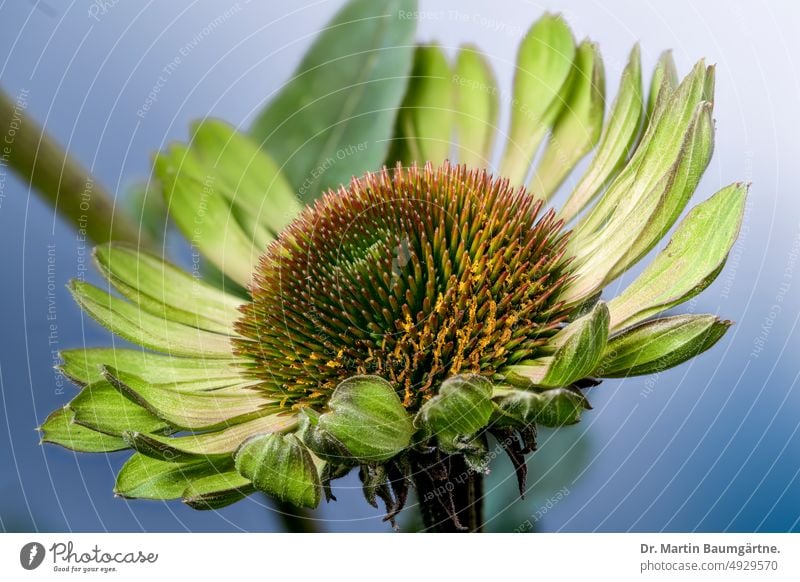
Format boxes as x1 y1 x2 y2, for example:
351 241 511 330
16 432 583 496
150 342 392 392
411 450 484 532
0 85 147 246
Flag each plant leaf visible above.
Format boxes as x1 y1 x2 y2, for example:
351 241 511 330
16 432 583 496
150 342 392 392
40 407 128 452
251 0 417 202
182 470 255 510
494 387 589 428
303 375 412 464
415 374 493 453
531 39 605 200
596 314 731 377
453 44 498 167
500 13 576 185
647 50 678 121
114 453 222 499
235 433 321 508
607 182 747 331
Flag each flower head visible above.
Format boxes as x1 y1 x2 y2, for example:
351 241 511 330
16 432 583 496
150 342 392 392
40 13 747 529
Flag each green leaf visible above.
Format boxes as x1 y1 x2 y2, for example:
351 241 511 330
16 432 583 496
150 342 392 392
251 0 417 202
182 470 255 510
59 348 242 387
647 50 678 122
40 407 128 452
453 44 498 167
70 380 171 436
104 366 274 431
558 45 642 223
415 374 493 453
154 144 258 287
189 119 301 236
388 44 454 166
125 181 167 244
125 413 298 461
235 433 321 508
607 182 747 331
531 39 605 200
115 453 221 499
68 280 234 359
500 13 576 185
94 242 243 334
596 315 731 377
303 375 413 464
494 387 589 428
505 302 609 388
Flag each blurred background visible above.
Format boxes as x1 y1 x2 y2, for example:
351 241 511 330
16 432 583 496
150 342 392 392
1 0 799 532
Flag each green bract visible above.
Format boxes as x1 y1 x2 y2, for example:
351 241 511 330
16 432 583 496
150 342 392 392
40 5 746 529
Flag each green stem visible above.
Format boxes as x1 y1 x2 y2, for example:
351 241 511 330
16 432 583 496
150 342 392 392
0 85 147 245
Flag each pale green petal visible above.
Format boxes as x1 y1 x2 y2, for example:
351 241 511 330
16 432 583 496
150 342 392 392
607 183 747 331
94 242 243 334
70 380 171 436
125 413 298 461
647 50 678 121
114 453 223 500
155 145 259 287
500 13 576 185
453 44 499 167
504 302 609 387
69 280 234 359
235 433 321 509
105 366 273 431
182 470 255 509
531 39 605 200
189 119 301 235
596 315 730 377
388 44 454 166
558 45 643 223
59 348 243 387
40 407 128 453
493 387 590 427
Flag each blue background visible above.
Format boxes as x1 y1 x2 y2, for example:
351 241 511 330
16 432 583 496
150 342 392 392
1 0 798 532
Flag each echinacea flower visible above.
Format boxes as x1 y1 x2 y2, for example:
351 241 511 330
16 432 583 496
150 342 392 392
41 13 746 532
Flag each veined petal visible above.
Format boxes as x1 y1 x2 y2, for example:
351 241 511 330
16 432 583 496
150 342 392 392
189 119 301 236
70 380 171 436
59 348 243 387
182 470 255 510
500 13 576 185
531 39 605 200
125 413 298 461
453 44 499 167
388 44 454 166
104 367 273 431
596 315 731 377
94 242 244 334
39 407 128 453
69 280 234 359
607 183 747 331
155 144 259 287
558 45 643 223
114 453 226 500
503 301 609 388
647 50 678 121
493 387 590 427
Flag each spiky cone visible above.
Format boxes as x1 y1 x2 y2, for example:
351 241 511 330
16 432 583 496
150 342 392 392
41 13 747 533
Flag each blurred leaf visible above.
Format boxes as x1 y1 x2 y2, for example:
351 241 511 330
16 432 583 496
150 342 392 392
126 181 167 244
251 0 418 202
453 44 498 167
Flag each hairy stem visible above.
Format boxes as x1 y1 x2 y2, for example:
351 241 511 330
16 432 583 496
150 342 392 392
0 85 146 245
411 450 484 532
